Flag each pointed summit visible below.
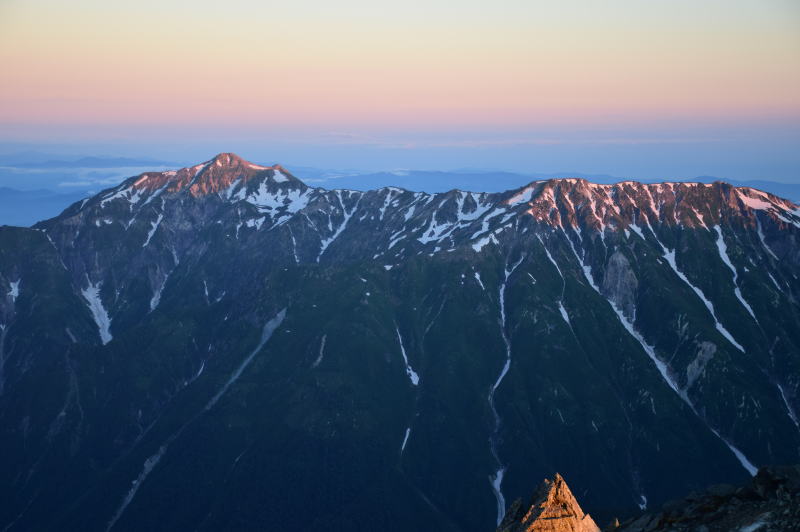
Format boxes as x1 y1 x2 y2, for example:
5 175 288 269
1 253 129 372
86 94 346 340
203 152 282 174
209 152 247 166
124 153 303 197
497 473 600 532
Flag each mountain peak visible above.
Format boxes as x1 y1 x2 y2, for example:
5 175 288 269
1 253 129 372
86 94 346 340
209 152 248 167
124 154 301 197
502 177 798 231
498 473 600 532
206 152 285 171
203 152 284 173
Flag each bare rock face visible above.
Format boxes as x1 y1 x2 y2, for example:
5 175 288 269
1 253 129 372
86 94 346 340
601 250 638 320
497 473 600 532
610 465 800 532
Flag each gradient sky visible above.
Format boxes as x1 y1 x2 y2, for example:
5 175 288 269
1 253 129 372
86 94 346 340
1 0 799 180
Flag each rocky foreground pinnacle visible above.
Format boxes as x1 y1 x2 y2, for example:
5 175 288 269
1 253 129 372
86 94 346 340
497 473 600 532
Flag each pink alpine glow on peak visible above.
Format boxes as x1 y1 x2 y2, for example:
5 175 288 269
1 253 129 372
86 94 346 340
506 178 800 232
129 153 294 197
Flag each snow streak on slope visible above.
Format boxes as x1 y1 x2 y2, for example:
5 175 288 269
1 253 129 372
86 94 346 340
538 236 563 279
537 235 571 327
708 428 758 476
105 445 167 532
81 282 112 345
714 226 757 321
317 192 361 261
395 326 419 386
490 468 506 526
564 230 758 476
312 334 326 369
106 310 286 532
149 273 169 312
205 310 286 411
506 185 536 206
777 383 800 430
142 213 163 247
558 303 571 325
652 234 745 352
472 233 499 252
474 272 485 291
756 218 779 261
288 226 299 264
400 427 411 454
488 256 523 526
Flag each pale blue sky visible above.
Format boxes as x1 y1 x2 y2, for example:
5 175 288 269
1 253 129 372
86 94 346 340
1 0 798 181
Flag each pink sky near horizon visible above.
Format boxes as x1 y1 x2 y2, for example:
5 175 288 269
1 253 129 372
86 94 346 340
1 1 799 134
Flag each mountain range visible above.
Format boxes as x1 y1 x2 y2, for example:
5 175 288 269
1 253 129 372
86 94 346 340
2 154 799 227
1 153 798 531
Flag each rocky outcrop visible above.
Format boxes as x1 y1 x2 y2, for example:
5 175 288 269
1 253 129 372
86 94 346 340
497 473 600 532
601 250 638 320
609 466 800 531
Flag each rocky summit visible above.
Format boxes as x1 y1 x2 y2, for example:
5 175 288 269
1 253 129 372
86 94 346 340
1 154 799 531
497 473 600 532
610 465 800 531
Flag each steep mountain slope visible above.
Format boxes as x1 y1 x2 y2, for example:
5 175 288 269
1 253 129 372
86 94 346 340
1 153 799 531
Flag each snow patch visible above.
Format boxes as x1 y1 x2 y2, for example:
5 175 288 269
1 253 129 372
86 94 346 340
737 191 772 211
318 192 362 261
150 273 170 311
739 521 767 532
312 334 327 368
558 302 570 325
767 273 781 291
715 432 758 476
395 326 419 386
490 468 507 526
142 213 163 247
378 189 394 221
100 185 144 209
470 208 505 240
7 280 20 302
638 495 648 511
714 226 757 321
506 185 535 206
472 233 499 252
628 223 646 241
756 219 778 261
400 427 411 454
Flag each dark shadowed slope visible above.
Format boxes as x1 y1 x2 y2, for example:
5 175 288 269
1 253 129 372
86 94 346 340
1 153 799 531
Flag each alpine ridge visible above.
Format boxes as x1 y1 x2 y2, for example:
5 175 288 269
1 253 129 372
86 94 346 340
1 153 799 531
